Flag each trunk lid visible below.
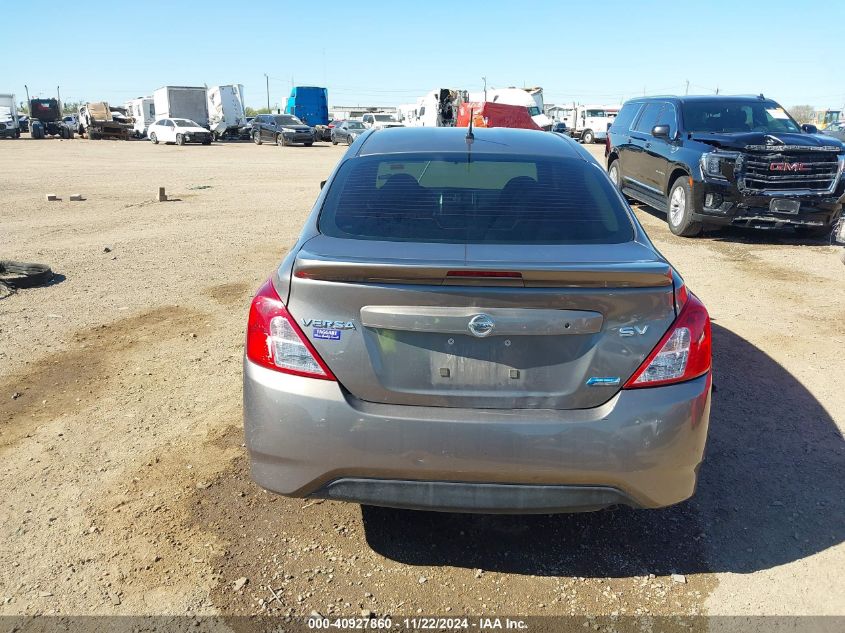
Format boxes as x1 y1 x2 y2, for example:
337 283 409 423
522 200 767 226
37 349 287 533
286 236 676 410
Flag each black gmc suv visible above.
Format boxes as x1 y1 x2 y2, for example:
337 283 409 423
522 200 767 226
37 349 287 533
605 95 845 237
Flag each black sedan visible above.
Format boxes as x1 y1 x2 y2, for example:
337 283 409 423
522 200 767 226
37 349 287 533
251 114 314 146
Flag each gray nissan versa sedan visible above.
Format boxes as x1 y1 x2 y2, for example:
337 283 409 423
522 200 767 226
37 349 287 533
243 126 712 514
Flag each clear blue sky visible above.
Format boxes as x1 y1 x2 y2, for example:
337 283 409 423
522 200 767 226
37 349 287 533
2 0 842 111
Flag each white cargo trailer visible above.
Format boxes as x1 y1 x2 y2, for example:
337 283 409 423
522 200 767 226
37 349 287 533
125 97 155 137
152 86 208 128
207 84 246 139
0 93 20 138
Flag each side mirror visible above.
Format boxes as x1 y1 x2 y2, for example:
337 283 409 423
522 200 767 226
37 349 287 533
652 124 670 139
320 180 326 190
802 123 818 134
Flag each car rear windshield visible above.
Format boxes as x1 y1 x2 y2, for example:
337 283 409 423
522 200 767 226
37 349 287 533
318 153 633 244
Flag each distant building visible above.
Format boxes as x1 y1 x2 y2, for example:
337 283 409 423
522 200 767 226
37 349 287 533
330 105 398 120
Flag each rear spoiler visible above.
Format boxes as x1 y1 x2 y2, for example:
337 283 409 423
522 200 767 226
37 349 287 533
293 258 673 288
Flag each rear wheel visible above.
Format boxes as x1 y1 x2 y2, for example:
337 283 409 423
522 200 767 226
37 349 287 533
581 129 595 144
607 159 621 190
176 134 184 146
667 178 702 237
150 132 158 144
253 131 262 145
331 137 338 145
346 134 353 146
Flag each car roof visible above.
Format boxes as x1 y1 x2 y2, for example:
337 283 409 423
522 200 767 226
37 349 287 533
624 94 777 106
357 127 582 158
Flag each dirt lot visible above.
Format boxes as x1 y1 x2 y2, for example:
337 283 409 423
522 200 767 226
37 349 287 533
1 136 843 622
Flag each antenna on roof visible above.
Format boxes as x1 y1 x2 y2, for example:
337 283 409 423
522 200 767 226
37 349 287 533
466 108 475 143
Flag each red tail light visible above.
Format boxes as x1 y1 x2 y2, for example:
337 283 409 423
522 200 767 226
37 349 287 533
246 280 336 380
623 291 711 389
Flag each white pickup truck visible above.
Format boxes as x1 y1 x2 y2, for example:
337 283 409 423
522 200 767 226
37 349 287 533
361 112 404 130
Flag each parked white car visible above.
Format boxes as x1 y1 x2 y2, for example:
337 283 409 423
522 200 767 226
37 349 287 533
147 118 212 145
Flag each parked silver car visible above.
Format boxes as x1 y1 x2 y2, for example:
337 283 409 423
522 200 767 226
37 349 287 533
244 127 713 514
331 120 366 145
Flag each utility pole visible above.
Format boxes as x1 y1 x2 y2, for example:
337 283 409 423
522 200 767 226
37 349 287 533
685 80 689 95
264 73 270 111
482 76 487 102
716 85 720 95
56 85 61 111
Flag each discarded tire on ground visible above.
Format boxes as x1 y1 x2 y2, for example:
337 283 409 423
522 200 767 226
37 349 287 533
0 260 54 296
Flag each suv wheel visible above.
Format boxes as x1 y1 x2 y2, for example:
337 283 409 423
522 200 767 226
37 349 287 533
607 159 621 190
667 178 702 237
346 134 354 146
332 136 338 145
253 131 262 145
276 134 286 146
581 129 594 144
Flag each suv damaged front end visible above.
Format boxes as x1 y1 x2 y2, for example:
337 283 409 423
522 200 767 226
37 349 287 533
694 137 845 232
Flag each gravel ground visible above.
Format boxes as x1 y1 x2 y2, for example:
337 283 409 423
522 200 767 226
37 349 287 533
0 136 842 621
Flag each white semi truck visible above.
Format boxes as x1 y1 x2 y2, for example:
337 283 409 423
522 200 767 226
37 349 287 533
125 97 155 137
552 104 620 143
405 88 468 127
153 86 208 128
207 84 246 139
0 93 20 138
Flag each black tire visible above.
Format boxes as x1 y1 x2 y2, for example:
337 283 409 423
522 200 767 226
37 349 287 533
346 134 353 146
581 129 595 144
276 134 286 146
15 130 20 138
332 138 338 145
304 142 313 147
0 260 53 289
176 134 184 146
253 131 262 145
607 158 622 191
67 129 74 140
150 132 158 144
666 177 703 237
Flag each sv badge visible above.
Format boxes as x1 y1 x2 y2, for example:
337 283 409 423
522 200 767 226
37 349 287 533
619 325 649 337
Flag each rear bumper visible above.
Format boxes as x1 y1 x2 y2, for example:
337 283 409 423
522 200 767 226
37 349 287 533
243 361 712 513
692 179 843 229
